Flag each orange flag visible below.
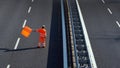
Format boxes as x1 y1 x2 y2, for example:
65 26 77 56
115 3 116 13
21 26 32 38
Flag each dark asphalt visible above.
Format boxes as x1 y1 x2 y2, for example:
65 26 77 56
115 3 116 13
0 0 30 67
78 0 120 68
0 0 63 68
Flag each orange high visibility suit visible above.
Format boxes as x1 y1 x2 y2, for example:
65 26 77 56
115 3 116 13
36 28 47 43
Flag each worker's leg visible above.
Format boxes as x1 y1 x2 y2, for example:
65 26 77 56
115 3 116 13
38 43 46 48
38 37 46 48
38 42 41 48
43 37 46 47
42 42 46 48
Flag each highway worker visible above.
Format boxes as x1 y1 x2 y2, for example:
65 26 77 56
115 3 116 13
34 25 47 48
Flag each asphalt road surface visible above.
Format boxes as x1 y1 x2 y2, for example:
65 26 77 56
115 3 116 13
78 0 120 68
0 0 63 68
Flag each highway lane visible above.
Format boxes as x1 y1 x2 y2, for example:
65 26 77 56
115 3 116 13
0 0 63 68
78 0 120 68
8 0 52 68
0 0 30 67
103 0 120 25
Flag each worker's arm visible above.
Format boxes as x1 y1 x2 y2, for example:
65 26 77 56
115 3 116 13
33 29 37 32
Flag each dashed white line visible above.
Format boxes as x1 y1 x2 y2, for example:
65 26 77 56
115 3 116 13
107 8 112 14
22 19 27 28
102 0 105 4
6 1 33 67
14 37 21 50
32 0 34 2
7 64 10 68
116 21 120 28
28 6 31 13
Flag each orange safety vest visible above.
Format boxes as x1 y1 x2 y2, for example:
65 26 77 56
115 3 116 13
36 28 47 43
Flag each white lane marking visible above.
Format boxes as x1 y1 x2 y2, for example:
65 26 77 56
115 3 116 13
14 37 21 50
7 64 10 68
116 21 120 27
76 0 97 68
28 6 31 13
102 0 105 4
32 0 34 2
22 19 27 28
107 8 112 14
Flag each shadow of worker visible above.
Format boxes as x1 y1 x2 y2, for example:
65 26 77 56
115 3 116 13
1 47 39 52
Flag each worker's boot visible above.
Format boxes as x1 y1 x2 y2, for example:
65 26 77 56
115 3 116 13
40 43 46 48
42 43 46 48
38 43 46 48
37 43 41 48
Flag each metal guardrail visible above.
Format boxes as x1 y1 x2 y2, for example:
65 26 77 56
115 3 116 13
61 0 68 68
68 0 91 67
75 0 97 68
68 0 90 67
66 0 97 68
60 0 97 67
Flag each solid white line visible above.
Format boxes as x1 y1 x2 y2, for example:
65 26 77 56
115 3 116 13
116 21 120 28
107 8 112 14
102 0 105 4
7 64 10 68
14 37 21 50
32 0 34 2
28 6 31 13
22 19 27 28
76 0 97 68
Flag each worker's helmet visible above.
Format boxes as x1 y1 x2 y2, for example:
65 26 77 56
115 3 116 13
42 25 45 28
